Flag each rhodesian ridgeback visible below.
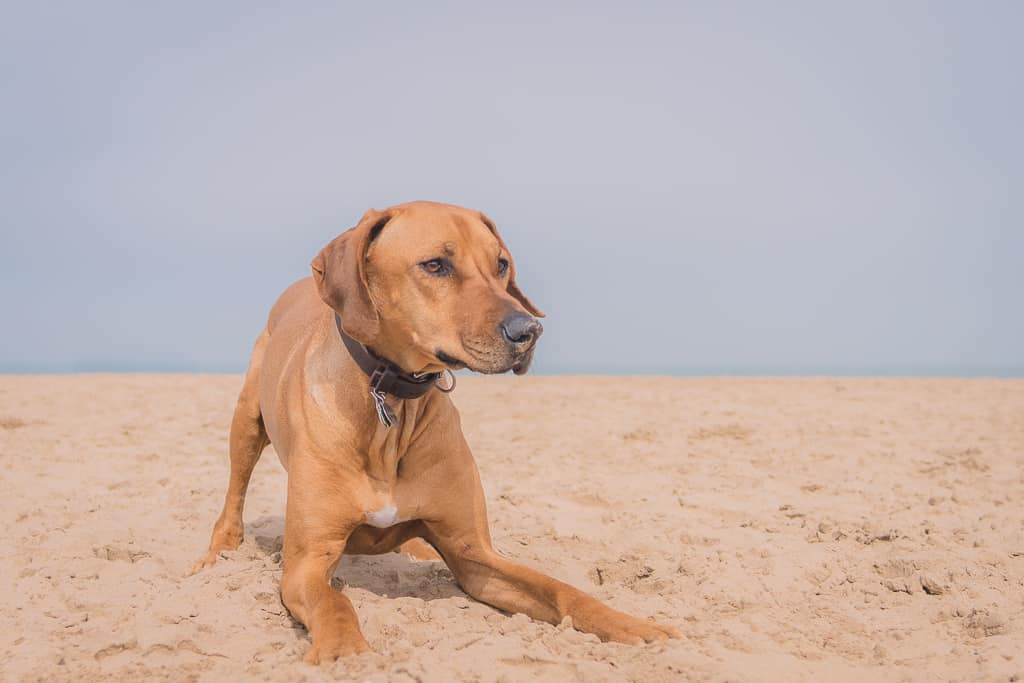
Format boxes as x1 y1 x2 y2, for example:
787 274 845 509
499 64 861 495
193 201 681 662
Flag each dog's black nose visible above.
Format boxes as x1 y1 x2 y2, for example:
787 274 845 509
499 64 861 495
500 313 543 348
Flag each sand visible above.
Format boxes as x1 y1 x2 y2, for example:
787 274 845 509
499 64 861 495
1 374 1022 682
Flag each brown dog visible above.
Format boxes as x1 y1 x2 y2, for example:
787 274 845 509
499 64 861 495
193 201 681 662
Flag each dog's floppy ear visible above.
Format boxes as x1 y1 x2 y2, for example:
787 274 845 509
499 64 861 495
479 213 544 318
311 208 392 343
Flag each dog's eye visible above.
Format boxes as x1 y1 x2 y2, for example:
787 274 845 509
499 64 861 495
497 258 509 276
420 258 452 276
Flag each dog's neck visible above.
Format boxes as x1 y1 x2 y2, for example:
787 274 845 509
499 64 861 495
334 314 440 398
334 313 450 428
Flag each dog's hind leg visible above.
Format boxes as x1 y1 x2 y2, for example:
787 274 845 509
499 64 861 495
192 331 270 573
397 538 442 561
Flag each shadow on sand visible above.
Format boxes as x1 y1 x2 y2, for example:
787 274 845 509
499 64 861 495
246 515 467 602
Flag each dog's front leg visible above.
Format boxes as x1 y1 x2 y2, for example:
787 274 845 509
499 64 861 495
431 532 679 644
280 468 369 663
281 543 368 663
421 462 681 644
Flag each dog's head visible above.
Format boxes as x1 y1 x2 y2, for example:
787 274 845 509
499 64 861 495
312 201 544 375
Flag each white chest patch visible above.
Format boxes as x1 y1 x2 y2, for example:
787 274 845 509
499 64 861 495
365 504 399 528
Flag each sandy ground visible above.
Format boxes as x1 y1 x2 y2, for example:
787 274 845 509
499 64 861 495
1 375 1022 682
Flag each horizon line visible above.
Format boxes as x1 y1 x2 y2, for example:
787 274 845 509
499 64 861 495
1 362 1022 379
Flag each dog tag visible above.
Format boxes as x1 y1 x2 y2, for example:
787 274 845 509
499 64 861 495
371 389 396 428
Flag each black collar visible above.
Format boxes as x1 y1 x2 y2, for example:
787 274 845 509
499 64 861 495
334 313 441 400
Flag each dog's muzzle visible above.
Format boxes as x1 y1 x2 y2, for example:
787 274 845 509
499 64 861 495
501 313 543 375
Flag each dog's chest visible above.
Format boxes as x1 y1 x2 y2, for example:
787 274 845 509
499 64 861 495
364 503 400 528
357 402 430 529
357 477 406 529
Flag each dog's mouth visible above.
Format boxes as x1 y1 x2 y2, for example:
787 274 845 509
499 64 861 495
434 350 467 370
510 345 536 375
435 344 536 376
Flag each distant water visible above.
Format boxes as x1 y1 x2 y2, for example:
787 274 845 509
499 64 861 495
1 360 1021 378
529 361 1024 378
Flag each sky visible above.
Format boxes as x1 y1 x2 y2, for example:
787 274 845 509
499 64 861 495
2 2 1021 375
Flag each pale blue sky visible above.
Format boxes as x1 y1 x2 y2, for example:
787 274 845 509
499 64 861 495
2 2 1021 375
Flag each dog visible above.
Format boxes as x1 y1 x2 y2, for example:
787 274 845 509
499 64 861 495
193 201 681 662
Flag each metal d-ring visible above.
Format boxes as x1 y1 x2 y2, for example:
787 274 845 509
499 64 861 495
435 369 456 393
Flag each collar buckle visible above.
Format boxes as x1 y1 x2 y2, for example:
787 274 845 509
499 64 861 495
368 365 389 394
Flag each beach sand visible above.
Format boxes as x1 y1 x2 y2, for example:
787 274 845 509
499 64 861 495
1 375 1022 682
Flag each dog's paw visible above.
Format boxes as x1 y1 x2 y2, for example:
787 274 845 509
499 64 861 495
189 528 244 575
303 633 371 664
597 614 682 644
189 552 220 575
